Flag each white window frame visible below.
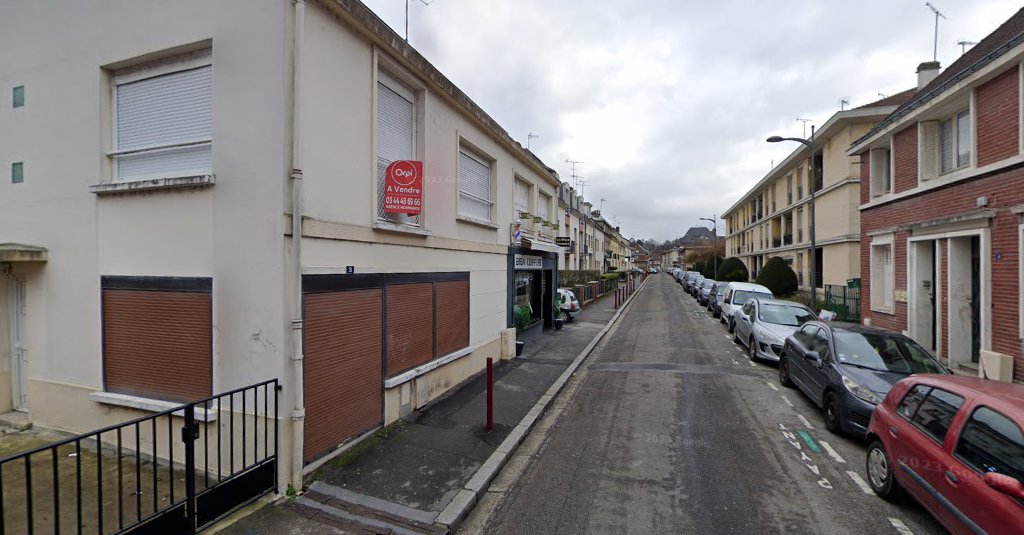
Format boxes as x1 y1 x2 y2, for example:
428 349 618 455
109 49 213 182
375 70 420 226
939 108 971 175
457 144 494 222
869 143 893 198
870 234 895 314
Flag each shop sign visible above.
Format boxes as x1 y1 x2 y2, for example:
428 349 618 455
383 160 423 214
555 236 571 247
514 254 544 270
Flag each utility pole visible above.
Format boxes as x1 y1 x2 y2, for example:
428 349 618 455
565 159 584 189
926 2 947 62
699 215 718 277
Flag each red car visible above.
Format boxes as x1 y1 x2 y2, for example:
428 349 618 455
865 375 1024 534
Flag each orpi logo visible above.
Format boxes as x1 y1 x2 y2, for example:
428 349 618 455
388 160 420 187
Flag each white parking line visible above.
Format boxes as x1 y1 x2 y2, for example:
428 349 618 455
820 441 845 464
780 395 794 407
846 470 874 495
888 518 914 535
731 360 740 366
797 414 815 429
748 360 757 367
766 382 779 391
723 335 732 340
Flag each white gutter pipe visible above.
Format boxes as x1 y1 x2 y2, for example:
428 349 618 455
289 0 306 490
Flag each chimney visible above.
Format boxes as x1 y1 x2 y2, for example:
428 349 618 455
917 61 941 90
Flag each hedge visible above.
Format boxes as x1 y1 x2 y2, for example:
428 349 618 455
715 257 749 282
755 256 799 297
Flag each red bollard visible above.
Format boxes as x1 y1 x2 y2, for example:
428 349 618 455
614 289 619 309
486 357 493 431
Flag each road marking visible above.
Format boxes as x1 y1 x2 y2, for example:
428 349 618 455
798 430 822 453
766 382 779 391
748 359 757 367
888 518 914 535
723 335 731 340
780 395 794 407
731 360 740 366
846 470 874 495
820 441 846 464
797 414 814 429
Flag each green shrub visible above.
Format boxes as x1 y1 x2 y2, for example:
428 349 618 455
513 304 531 339
755 256 799 296
601 273 619 280
558 270 602 287
699 256 723 279
716 257 749 282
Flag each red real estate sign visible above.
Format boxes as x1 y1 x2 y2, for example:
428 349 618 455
383 160 423 215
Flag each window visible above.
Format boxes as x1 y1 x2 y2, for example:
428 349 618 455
870 236 894 313
514 179 530 217
897 385 931 419
101 276 212 402
538 192 550 222
939 110 971 174
796 166 804 199
12 85 24 108
955 406 1024 481
458 147 492 221
11 162 23 184
111 50 212 182
869 147 892 197
377 72 418 225
910 388 965 443
787 175 793 204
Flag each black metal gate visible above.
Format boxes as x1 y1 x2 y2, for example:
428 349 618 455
823 284 861 322
0 379 280 534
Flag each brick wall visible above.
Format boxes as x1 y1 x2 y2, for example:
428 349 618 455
861 163 1024 379
893 125 919 193
976 65 1020 167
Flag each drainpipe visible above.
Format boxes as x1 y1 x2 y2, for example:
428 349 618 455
289 0 306 491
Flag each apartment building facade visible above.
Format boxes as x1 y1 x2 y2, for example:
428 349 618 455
0 0 564 488
852 9 1024 383
723 96 911 292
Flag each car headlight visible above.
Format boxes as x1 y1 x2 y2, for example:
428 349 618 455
842 375 882 405
756 328 784 346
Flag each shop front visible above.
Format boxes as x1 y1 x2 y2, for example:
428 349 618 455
507 247 558 342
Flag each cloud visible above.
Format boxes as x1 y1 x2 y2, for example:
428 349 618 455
362 0 1021 240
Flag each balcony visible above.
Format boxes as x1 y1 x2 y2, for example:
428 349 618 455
783 233 792 246
772 238 781 248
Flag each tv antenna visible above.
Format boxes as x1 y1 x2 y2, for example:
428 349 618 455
565 159 584 189
527 132 539 150
957 39 977 55
925 3 947 62
796 118 812 138
578 179 590 196
878 91 890 99
600 198 607 213
404 0 433 42
839 97 850 111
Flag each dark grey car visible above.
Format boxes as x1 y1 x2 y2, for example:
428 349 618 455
778 322 949 436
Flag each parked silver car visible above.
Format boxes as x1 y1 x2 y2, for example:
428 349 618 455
733 299 816 361
721 282 774 330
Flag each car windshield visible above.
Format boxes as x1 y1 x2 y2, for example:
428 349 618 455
732 290 772 306
702 281 714 289
715 287 726 297
758 304 814 326
834 332 946 374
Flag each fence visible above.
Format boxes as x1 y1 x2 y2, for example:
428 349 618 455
0 379 280 534
823 284 861 322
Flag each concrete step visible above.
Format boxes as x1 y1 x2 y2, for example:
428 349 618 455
293 485 447 535
0 411 32 431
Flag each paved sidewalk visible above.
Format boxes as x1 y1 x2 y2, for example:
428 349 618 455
221 283 640 534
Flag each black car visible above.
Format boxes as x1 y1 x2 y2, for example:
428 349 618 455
778 322 949 436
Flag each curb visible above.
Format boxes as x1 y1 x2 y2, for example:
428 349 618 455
435 277 650 531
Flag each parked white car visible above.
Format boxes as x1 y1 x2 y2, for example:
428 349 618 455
732 299 815 361
557 288 581 321
720 282 774 330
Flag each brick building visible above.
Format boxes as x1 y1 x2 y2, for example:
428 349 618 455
850 9 1024 382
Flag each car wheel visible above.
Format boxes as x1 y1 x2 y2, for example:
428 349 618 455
866 440 904 501
564 312 573 322
733 329 741 344
749 338 758 361
823 392 842 434
778 354 794 388
728 318 735 334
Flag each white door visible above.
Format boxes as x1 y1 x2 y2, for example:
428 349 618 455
9 277 27 410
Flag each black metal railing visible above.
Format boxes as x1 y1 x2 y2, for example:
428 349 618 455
824 284 861 322
0 379 280 534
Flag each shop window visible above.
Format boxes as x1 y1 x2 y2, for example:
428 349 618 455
101 276 212 403
514 271 542 324
377 72 419 225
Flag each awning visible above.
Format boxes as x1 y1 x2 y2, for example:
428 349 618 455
0 243 48 262
523 238 562 254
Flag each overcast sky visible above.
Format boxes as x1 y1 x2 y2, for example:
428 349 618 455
362 0 1020 241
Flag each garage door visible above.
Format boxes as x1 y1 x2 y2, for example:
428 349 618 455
303 289 383 463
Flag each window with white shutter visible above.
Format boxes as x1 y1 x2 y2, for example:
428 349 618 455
937 108 970 176
538 192 550 221
870 147 892 197
514 179 530 216
458 147 492 221
919 121 941 182
377 73 419 225
870 236 894 313
112 52 212 182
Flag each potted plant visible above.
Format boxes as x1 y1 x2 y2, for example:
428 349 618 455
553 296 564 330
513 304 530 356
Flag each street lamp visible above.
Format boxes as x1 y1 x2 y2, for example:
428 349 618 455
767 126 818 311
699 215 718 278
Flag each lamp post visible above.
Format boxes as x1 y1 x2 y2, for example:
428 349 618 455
699 215 718 278
767 126 818 311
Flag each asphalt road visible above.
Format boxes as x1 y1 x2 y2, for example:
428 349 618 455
463 274 947 535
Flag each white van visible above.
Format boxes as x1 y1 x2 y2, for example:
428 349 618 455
720 282 774 331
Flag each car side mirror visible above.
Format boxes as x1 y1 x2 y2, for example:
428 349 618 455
985 473 1024 500
805 350 820 362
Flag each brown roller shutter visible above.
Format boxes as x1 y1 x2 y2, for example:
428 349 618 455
103 289 212 403
304 289 383 462
385 283 434 376
434 280 469 357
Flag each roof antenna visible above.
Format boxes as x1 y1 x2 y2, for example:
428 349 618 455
527 132 539 150
796 118 812 138
925 2 947 62
839 97 850 111
565 159 584 189
878 91 890 99
404 0 433 42
956 39 977 55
